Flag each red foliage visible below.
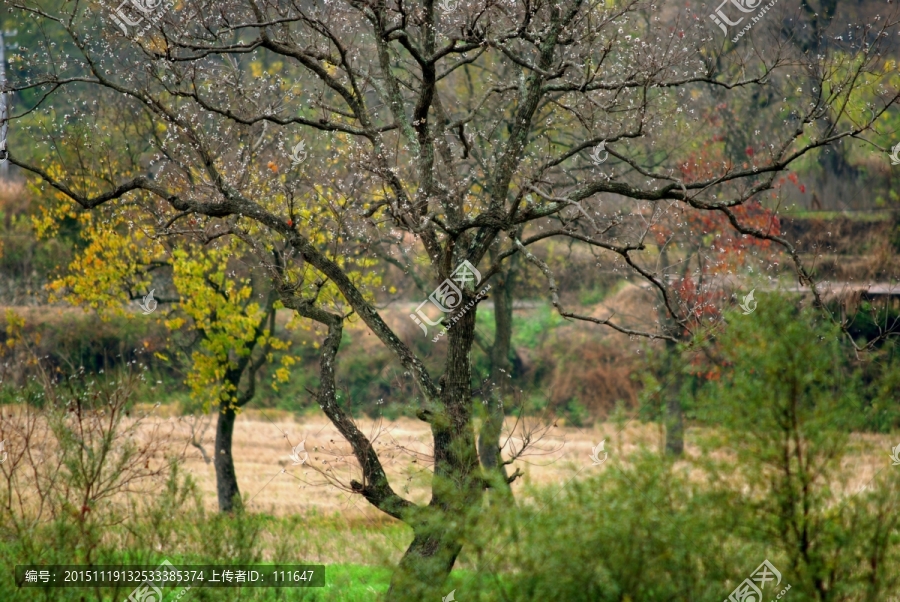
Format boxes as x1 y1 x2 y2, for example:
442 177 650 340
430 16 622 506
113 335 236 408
657 107 801 380
657 129 786 338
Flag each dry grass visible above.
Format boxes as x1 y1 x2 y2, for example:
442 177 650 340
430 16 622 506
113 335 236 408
2 403 896 567
167 411 652 517
152 412 898 518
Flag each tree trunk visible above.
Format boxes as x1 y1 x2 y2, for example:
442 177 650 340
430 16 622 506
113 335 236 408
663 340 684 456
209 306 273 513
386 521 464 601
478 405 508 490
214 403 241 512
479 267 514 494
386 291 484 601
664 394 684 456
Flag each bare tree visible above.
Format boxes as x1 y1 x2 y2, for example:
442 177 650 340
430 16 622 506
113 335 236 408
5 0 900 597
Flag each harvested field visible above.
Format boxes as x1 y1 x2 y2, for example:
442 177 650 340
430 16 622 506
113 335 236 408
161 412 897 519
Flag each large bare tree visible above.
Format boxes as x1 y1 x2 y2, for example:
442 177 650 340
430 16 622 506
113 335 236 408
5 0 900 597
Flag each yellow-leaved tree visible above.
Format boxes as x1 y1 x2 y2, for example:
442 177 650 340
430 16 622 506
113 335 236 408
41 196 301 512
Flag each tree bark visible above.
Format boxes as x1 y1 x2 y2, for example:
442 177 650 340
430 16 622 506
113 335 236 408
209 298 275 513
478 266 515 494
663 340 684 457
386 292 484 601
654 242 686 458
478 405 508 489
214 402 241 512
664 393 684 456
387 525 464 601
276 274 480 601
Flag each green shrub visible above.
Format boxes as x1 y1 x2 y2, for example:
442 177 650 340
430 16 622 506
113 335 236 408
455 299 900 601
693 299 900 601
461 453 749 601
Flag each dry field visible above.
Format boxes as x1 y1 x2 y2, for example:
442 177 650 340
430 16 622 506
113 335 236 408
175 410 648 518
164 409 897 518
2 403 896 565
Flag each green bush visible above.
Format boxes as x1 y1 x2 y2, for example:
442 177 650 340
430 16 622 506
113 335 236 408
460 453 749 601
454 299 900 601
692 299 900 601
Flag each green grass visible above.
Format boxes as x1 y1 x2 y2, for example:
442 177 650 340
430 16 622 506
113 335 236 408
294 564 394 600
577 279 628 306
512 302 566 349
780 209 893 221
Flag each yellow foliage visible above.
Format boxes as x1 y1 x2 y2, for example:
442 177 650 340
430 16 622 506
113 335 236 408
29 150 387 412
3 310 25 353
